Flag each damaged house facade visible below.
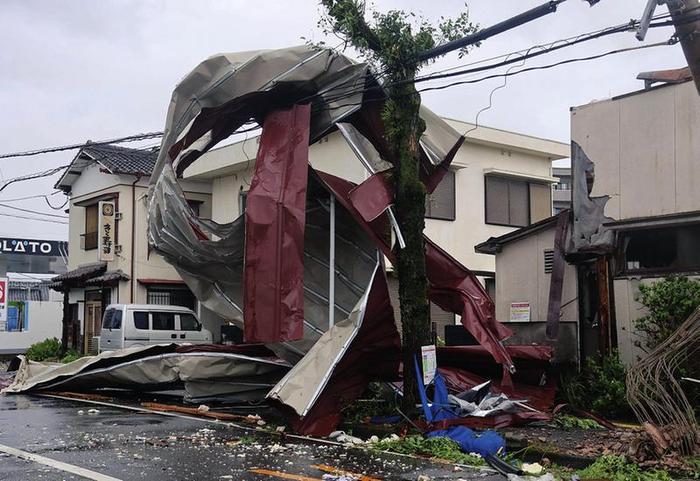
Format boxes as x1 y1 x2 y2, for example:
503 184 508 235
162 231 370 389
183 116 568 340
476 72 700 366
51 144 218 353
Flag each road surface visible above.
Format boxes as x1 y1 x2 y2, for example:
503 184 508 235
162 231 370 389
0 394 501 481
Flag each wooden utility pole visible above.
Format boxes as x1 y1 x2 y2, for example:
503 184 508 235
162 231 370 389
668 0 700 93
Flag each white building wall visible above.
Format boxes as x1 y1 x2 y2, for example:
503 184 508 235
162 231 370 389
571 81 700 221
572 81 700 365
206 127 565 273
0 301 63 354
494 226 578 324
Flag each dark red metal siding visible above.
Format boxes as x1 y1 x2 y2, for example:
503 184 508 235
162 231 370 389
243 105 311 343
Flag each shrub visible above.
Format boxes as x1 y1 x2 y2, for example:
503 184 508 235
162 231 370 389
24 337 62 362
561 350 633 420
634 276 700 412
635 276 700 352
60 349 82 364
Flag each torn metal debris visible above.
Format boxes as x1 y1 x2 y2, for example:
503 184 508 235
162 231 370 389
2 344 290 404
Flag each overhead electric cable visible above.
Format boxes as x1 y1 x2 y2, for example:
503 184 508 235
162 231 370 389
0 132 163 160
0 212 68 225
0 202 69 219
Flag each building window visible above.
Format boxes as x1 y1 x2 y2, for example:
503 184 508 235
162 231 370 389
484 277 495 301
617 224 700 275
83 204 99 250
485 176 552 227
186 199 201 217
147 285 196 310
425 170 455 221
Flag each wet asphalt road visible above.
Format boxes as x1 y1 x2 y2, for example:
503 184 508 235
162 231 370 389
0 394 502 481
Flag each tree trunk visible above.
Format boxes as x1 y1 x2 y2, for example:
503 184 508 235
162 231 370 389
385 78 431 413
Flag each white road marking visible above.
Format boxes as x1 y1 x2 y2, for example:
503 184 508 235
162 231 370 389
0 443 122 481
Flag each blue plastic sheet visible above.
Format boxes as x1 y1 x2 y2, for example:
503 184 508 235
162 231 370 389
414 356 505 458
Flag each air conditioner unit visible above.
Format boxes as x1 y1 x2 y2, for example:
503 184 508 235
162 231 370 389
91 336 101 355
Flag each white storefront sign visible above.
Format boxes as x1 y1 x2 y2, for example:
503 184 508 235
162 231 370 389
98 200 116 262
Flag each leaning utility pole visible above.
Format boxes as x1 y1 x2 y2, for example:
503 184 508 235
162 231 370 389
669 0 700 93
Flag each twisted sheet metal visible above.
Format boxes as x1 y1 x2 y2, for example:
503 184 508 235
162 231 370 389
626 308 700 455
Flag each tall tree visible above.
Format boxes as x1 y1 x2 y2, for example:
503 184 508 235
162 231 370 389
319 1 478 411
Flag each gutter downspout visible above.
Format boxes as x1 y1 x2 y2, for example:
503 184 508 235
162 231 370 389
130 174 142 303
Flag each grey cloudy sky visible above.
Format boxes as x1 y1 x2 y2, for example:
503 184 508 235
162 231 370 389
0 0 687 240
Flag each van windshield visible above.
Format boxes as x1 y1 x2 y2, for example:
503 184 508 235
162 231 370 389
102 309 122 329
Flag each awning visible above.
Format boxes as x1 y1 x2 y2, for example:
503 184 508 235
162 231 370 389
50 262 107 291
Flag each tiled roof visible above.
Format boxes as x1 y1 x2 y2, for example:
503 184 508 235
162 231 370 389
82 144 159 176
50 262 107 290
55 143 160 191
84 270 130 286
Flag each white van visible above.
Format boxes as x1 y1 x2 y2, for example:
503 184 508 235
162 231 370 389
99 304 213 353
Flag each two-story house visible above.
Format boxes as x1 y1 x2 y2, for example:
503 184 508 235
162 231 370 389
182 116 569 340
475 72 700 366
51 143 216 353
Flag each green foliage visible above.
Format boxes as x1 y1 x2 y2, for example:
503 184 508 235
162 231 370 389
575 455 674 481
561 350 633 420
635 276 700 412
60 349 82 364
371 435 485 466
25 337 62 362
635 276 700 352
549 414 602 431
319 1 478 71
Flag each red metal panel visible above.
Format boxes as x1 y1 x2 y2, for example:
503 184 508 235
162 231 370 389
243 104 311 343
348 171 394 222
272 268 401 436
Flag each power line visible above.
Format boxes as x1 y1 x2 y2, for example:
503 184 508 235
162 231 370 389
305 11 696 109
0 191 63 203
0 212 68 225
0 132 163 160
0 202 69 219
310 39 673 115
0 164 70 193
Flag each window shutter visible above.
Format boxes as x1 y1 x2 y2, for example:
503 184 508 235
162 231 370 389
529 182 552 223
508 180 529 227
485 176 509 225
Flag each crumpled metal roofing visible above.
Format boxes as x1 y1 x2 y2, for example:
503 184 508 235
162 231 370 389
146 45 514 434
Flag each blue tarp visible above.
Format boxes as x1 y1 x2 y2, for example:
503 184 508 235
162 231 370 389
415 356 505 458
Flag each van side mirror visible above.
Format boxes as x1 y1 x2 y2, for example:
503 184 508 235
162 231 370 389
198 322 202 331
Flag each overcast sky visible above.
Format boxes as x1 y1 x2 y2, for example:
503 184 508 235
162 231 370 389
0 0 688 240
